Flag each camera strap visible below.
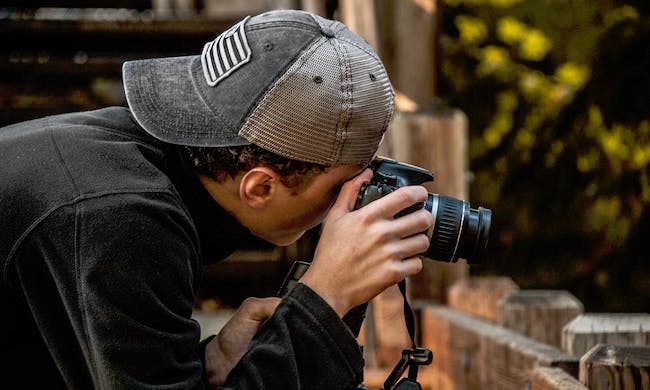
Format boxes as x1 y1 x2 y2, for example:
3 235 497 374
398 279 417 351
382 279 433 389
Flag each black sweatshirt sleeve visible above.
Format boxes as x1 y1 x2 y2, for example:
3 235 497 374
13 191 364 389
222 282 364 389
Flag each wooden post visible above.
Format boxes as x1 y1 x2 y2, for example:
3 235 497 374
370 285 412 367
530 367 587 390
300 0 328 17
562 313 650 356
373 0 439 102
203 0 296 18
579 344 650 389
338 0 380 50
447 276 519 322
361 109 469 372
497 290 584 348
339 1 470 377
379 109 470 302
418 302 579 390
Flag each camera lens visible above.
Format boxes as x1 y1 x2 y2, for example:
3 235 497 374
423 194 491 264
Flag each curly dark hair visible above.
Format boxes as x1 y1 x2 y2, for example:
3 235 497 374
184 144 327 189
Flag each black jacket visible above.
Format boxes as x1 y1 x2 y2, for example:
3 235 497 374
0 107 363 389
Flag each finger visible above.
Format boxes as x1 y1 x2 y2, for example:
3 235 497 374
389 256 424 282
390 233 431 260
363 186 429 219
329 168 373 214
391 208 434 239
398 257 424 276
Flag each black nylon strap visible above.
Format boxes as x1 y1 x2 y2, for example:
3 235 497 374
397 279 416 350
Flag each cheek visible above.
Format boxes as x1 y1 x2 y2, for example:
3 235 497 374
312 190 339 219
284 195 336 231
303 198 334 225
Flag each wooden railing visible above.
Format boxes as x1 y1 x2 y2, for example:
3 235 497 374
361 276 650 390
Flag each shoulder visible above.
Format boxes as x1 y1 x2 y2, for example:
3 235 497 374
1 109 194 280
4 190 200 287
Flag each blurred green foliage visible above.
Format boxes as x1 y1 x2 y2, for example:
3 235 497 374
437 0 650 311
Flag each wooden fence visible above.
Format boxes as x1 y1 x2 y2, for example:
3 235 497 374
361 276 650 390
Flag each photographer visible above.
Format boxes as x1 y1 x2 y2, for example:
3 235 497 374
0 10 432 389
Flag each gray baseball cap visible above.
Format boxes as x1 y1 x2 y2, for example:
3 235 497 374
123 9 394 166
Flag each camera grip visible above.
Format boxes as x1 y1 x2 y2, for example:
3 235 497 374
276 261 311 297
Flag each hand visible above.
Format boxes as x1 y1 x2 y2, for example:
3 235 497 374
300 170 433 317
204 297 281 386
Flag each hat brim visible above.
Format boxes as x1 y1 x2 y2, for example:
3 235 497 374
123 55 250 147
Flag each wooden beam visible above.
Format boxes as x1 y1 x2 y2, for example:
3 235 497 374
370 0 439 106
338 0 380 51
562 313 650 356
530 366 587 390
379 110 468 198
447 276 519 322
579 344 650 389
359 109 469 375
497 290 583 348
367 285 412 367
339 2 470 374
417 302 579 390
379 110 470 302
300 0 328 16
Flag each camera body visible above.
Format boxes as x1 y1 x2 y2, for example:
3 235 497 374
355 157 491 264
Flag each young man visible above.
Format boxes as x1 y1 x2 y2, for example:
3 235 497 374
0 10 432 389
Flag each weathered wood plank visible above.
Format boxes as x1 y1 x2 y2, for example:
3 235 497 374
370 285 412 367
339 1 469 374
338 0 380 51
417 301 579 390
562 313 650 356
299 0 327 17
497 289 583 348
360 110 469 371
448 276 519 322
380 110 470 303
579 344 650 389
530 366 587 390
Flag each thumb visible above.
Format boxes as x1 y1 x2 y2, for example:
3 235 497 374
329 168 373 215
239 297 281 321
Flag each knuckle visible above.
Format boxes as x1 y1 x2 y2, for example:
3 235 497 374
407 187 423 203
413 258 424 273
411 186 428 203
391 188 413 205
372 225 393 244
241 297 261 307
386 264 403 282
357 208 376 225
417 209 433 227
417 186 429 199
417 234 430 251
389 186 427 206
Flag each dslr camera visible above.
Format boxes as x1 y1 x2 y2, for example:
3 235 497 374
355 157 491 264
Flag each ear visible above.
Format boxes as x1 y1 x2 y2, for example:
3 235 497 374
239 167 279 208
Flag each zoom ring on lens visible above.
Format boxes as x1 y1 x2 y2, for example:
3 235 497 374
429 196 463 262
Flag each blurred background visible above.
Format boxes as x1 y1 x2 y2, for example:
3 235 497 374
2 0 648 314
437 0 650 313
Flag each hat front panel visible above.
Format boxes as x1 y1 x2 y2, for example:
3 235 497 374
238 37 345 165
192 22 321 141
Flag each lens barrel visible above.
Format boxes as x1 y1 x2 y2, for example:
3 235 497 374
424 195 491 264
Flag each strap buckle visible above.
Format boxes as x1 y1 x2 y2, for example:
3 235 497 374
383 347 433 390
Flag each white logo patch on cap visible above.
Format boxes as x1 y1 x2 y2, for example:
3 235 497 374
201 16 251 87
